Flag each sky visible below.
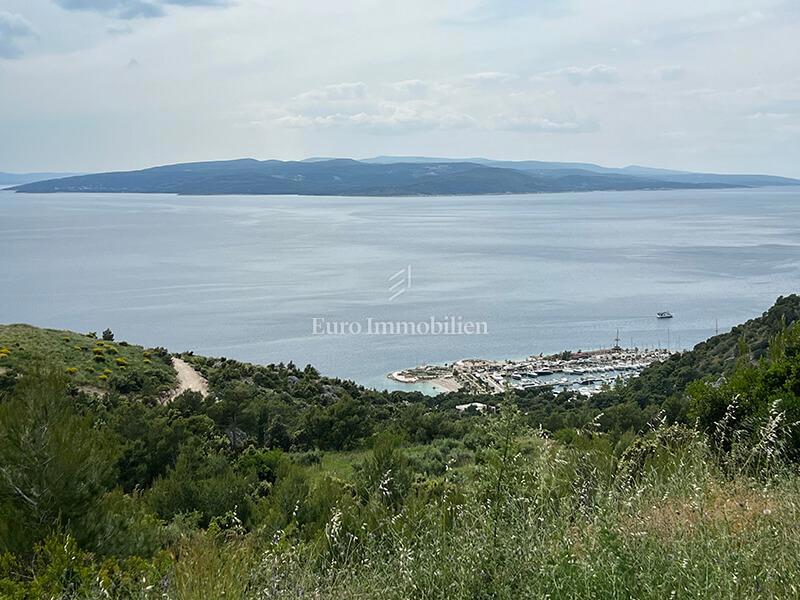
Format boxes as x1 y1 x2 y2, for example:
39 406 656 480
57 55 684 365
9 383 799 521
1 0 799 176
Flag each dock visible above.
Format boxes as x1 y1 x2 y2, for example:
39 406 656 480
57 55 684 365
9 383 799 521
388 347 673 396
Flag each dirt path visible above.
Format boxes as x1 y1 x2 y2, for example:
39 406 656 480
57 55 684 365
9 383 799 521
168 357 209 402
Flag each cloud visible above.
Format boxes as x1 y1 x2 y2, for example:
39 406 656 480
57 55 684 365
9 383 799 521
493 114 597 133
460 71 520 85
52 0 231 20
540 64 620 85
261 81 483 134
276 102 477 135
294 82 368 103
390 79 432 98
264 78 598 136
53 0 164 19
747 111 794 122
0 12 36 59
655 66 685 81
738 10 766 26
288 82 374 119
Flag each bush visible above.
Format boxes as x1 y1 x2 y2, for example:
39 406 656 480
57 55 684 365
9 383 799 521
293 450 323 467
0 369 119 555
109 370 144 394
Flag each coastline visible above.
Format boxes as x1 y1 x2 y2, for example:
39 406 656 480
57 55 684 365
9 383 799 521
389 346 673 396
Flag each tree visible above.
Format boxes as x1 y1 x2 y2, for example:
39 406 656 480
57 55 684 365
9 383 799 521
102 328 115 342
0 368 119 555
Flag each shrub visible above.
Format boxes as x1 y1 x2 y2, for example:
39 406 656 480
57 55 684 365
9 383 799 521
293 450 323 467
102 329 114 342
0 369 119 554
109 370 144 394
65 367 78 376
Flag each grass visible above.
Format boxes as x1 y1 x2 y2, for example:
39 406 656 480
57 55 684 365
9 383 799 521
266 442 799 598
297 442 475 484
0 324 176 395
94 428 799 600
4 419 800 599
314 449 369 480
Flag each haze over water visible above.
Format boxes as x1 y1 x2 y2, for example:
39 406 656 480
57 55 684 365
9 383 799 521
2 187 799 390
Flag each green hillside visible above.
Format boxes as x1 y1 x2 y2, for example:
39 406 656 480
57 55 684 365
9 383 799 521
608 294 800 408
1 297 800 598
0 324 176 398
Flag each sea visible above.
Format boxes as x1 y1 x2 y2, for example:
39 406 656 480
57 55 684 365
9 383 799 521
2 187 799 391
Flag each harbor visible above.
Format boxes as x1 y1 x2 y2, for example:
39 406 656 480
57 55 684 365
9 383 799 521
388 347 674 396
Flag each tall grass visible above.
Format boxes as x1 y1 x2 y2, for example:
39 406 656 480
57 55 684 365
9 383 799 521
13 410 800 599
156 411 800 599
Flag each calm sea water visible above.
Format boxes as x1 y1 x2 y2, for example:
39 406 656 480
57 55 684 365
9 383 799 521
2 187 799 391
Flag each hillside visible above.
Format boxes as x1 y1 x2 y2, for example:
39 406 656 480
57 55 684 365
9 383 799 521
0 324 176 397
364 156 800 187
2 298 800 598
593 294 800 411
10 157 796 196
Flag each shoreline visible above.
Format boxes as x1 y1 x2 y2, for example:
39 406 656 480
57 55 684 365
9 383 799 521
389 346 673 396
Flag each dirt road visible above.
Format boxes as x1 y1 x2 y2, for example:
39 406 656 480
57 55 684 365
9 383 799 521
168 357 209 401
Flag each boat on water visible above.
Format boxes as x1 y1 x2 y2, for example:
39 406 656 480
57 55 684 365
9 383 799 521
657 311 673 319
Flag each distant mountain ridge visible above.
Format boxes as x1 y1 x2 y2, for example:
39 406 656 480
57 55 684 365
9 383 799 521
7 157 799 196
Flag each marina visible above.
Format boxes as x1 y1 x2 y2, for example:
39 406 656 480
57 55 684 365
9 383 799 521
389 347 674 396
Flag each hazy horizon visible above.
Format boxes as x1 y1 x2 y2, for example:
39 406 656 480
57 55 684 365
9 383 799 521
2 1 799 177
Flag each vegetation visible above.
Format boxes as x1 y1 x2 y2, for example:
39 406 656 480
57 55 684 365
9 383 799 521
1 295 799 598
0 324 175 399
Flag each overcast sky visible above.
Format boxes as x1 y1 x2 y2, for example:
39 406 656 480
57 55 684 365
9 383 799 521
1 0 799 175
